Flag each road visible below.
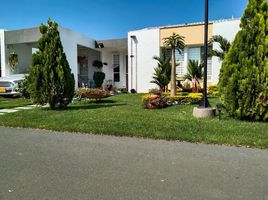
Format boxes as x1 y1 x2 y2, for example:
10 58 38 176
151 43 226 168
0 127 267 200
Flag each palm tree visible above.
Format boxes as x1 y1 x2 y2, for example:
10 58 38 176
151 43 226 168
163 33 185 96
184 60 204 92
151 54 171 92
209 35 231 60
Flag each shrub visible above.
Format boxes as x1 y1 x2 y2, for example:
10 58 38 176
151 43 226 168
118 88 128 93
17 76 30 99
93 72 105 88
219 0 268 121
208 85 219 97
142 93 169 109
76 88 109 99
27 19 75 109
166 93 203 105
92 60 103 69
130 89 136 94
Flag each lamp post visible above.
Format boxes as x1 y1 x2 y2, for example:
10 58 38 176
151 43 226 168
193 0 215 118
201 0 209 108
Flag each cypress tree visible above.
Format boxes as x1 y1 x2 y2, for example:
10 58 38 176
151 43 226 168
28 19 75 109
219 0 268 121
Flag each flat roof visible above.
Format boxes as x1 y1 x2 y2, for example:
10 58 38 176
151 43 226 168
130 18 240 32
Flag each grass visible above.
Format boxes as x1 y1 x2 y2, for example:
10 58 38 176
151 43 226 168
0 94 267 148
0 96 32 109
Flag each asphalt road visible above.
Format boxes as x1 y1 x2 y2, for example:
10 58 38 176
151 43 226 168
0 127 267 200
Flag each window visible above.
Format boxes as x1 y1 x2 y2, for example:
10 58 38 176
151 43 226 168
207 58 212 81
113 54 120 82
176 50 184 75
188 47 201 61
175 50 184 62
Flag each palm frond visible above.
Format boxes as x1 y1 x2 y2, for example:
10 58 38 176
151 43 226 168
184 60 203 80
209 35 231 60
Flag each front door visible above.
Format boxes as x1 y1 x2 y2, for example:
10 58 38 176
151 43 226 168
78 58 88 87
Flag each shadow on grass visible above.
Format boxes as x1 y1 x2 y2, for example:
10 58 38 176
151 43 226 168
67 103 126 110
40 99 126 111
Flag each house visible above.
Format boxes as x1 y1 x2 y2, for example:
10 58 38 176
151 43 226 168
0 27 128 89
128 18 240 92
0 18 240 93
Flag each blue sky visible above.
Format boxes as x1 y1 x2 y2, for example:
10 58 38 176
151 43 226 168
0 0 248 40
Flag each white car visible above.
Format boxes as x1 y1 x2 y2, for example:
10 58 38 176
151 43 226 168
0 74 26 97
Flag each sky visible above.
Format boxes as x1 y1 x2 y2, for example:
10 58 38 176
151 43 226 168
0 0 248 40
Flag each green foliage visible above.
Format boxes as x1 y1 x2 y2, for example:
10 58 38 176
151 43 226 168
8 50 18 71
208 85 219 97
18 76 30 99
208 35 231 60
163 33 185 96
219 0 268 121
92 60 103 69
93 71 105 88
165 92 203 105
150 53 171 91
184 60 203 80
28 19 75 109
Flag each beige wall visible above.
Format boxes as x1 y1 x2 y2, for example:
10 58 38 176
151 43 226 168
160 24 213 46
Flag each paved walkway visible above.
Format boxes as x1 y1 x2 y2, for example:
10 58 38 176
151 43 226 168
0 127 267 200
0 105 34 115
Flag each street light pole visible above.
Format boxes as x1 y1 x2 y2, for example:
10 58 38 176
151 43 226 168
193 0 214 118
201 0 209 108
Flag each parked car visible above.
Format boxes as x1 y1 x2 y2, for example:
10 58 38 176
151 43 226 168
0 74 26 97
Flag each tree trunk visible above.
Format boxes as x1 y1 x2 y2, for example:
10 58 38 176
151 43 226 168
170 48 176 96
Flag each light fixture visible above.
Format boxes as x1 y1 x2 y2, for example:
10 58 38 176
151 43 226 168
216 103 223 120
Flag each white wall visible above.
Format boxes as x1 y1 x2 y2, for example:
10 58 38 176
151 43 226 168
102 50 128 89
59 27 96 87
128 28 160 93
211 19 241 84
102 51 113 83
0 30 6 77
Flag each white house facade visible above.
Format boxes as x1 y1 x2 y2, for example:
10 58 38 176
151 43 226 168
128 18 241 93
0 18 240 93
0 27 128 89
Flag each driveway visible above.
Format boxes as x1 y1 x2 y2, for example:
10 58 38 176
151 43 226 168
0 127 267 200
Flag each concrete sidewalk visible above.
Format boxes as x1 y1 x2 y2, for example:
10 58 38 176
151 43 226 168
0 127 267 200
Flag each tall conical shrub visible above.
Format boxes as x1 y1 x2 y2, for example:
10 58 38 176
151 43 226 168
28 19 75 109
219 0 268 121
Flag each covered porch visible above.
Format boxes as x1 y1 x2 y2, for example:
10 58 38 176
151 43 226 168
99 39 128 90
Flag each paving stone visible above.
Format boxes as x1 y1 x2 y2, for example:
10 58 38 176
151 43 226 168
14 106 34 110
0 109 19 113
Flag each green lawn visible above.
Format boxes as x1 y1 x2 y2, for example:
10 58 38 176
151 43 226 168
0 94 267 148
0 97 32 109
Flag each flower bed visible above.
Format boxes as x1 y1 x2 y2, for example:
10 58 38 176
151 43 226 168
166 93 203 105
76 88 110 100
142 93 169 109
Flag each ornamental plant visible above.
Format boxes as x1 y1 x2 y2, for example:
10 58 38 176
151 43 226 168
28 19 75 109
219 0 268 121
76 88 109 99
150 53 171 92
8 50 18 71
93 71 105 88
92 60 104 69
163 33 185 96
142 93 169 109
